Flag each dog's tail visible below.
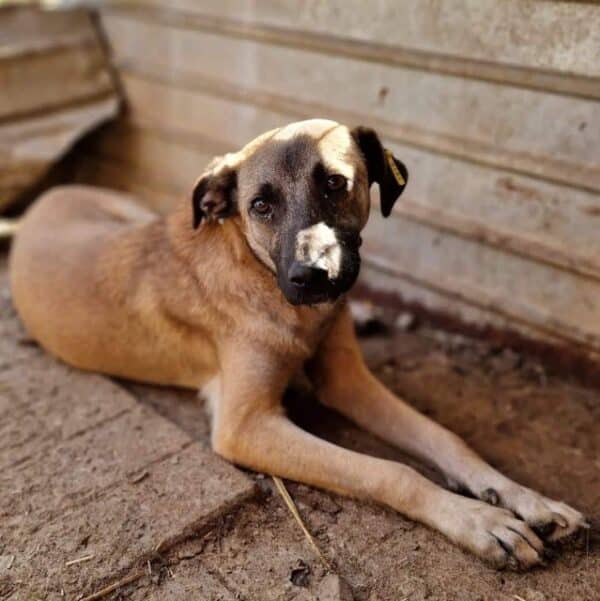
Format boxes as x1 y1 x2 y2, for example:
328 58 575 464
0 218 20 240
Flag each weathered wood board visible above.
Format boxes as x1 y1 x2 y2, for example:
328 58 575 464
0 6 118 212
130 0 600 79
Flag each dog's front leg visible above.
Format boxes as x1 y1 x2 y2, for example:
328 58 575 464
309 306 587 548
209 343 543 568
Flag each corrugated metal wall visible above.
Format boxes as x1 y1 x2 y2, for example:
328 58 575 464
79 1 600 360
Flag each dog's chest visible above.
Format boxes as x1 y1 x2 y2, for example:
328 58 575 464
246 302 338 361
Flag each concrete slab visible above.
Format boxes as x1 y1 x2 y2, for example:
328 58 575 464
4 443 253 600
0 256 255 600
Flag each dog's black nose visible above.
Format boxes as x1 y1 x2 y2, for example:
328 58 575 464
288 262 328 288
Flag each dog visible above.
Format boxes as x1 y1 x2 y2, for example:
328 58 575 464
9 119 587 569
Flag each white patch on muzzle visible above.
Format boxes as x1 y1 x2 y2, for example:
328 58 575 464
295 222 342 280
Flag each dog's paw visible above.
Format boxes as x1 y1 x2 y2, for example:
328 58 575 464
447 498 544 570
479 484 589 542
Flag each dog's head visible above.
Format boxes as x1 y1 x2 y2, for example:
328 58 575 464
191 119 408 306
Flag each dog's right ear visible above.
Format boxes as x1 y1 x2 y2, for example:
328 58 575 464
191 165 237 228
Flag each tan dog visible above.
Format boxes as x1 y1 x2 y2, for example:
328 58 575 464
10 119 587 568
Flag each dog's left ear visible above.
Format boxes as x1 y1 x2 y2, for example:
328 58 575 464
351 126 408 218
191 164 237 228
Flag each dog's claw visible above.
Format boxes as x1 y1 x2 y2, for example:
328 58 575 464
551 512 568 529
481 488 500 506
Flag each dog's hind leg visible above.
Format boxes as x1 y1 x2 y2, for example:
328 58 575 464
309 306 588 546
209 343 543 569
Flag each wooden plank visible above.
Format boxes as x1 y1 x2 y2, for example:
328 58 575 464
120 71 290 149
362 215 600 351
0 43 114 121
394 199 600 283
358 261 600 364
0 97 119 208
0 6 118 212
73 153 179 214
114 62 600 196
386 145 600 281
85 120 228 191
106 2 600 95
0 6 97 58
101 15 600 177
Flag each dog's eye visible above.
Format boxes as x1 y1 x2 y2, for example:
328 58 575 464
326 174 346 191
251 197 272 218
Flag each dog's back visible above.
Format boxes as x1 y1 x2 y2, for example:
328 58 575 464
10 185 149 359
9 185 212 387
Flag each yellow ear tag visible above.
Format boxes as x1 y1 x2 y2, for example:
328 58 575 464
385 149 406 186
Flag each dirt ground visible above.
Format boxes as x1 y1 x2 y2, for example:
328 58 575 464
1 250 599 600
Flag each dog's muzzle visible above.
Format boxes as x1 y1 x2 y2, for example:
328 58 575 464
277 222 361 306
